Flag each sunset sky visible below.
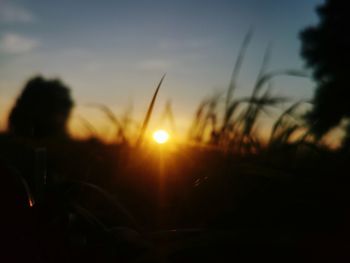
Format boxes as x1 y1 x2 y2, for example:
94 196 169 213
0 0 322 140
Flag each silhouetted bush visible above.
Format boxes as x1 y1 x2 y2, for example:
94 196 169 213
300 0 350 139
8 76 74 139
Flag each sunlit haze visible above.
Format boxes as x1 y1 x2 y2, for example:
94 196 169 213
0 0 323 140
153 129 170 144
1 1 349 259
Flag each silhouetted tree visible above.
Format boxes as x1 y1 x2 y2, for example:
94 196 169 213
8 76 74 139
300 0 350 141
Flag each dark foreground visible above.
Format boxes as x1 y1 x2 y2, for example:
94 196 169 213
1 134 349 262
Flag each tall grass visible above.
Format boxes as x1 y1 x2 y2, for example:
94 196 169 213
87 103 127 143
74 33 312 153
159 100 177 135
189 32 309 154
77 75 166 145
136 74 166 146
269 100 312 147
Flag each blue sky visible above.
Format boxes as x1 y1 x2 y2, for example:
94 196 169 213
0 0 323 139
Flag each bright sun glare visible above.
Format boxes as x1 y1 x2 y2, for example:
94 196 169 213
153 129 169 144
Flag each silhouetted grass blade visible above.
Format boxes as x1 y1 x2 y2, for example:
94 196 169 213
136 74 166 146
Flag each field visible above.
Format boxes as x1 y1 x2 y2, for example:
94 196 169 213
1 34 349 262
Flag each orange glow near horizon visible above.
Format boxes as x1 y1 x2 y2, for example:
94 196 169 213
153 129 170 144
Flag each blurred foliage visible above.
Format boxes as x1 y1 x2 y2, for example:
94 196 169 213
300 0 350 147
1 19 350 261
8 76 74 139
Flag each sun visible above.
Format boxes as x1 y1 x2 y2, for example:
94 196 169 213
153 129 170 144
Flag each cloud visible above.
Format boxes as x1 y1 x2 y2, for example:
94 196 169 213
0 1 35 23
0 33 40 54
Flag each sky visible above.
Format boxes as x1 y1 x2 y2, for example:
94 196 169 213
0 0 323 140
